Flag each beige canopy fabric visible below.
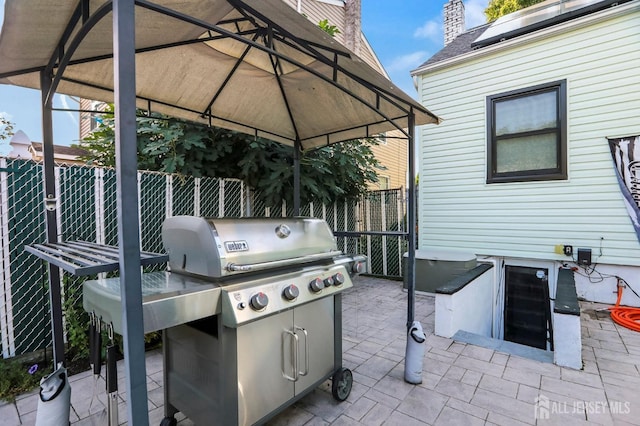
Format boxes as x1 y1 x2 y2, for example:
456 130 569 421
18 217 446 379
1 4 432 421
0 0 439 149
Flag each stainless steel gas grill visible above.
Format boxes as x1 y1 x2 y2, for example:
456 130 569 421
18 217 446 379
82 216 366 426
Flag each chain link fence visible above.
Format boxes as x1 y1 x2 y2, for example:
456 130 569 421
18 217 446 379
0 158 406 359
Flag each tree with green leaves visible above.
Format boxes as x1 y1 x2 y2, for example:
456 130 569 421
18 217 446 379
0 115 15 142
75 105 384 208
318 19 341 36
485 0 545 21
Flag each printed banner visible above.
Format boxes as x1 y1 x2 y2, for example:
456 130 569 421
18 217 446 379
608 135 640 243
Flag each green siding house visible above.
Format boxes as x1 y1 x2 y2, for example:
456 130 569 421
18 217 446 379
412 0 640 365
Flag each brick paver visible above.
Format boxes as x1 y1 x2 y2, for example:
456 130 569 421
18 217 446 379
1 276 639 425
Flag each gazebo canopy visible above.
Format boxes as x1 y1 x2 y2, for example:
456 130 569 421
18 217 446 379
0 0 438 149
0 1 435 423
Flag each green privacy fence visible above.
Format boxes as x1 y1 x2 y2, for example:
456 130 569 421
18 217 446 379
1 159 49 357
0 158 406 358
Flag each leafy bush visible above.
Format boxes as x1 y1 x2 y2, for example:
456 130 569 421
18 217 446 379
0 359 51 402
75 105 384 209
63 276 91 362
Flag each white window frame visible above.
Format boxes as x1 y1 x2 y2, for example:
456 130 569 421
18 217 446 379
378 175 390 190
316 0 345 7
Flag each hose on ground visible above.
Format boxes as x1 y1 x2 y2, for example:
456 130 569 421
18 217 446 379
608 278 640 332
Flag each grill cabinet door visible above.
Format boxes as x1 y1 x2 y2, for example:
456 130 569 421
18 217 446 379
237 310 294 426
293 296 335 394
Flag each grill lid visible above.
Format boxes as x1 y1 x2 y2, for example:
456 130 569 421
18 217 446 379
162 216 339 278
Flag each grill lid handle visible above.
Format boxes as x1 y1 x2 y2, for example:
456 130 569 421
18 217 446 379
226 250 343 272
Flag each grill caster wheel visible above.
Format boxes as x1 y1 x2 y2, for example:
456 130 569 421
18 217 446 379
160 417 177 426
331 367 353 401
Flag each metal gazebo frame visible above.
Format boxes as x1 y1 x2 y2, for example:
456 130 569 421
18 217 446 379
0 0 439 423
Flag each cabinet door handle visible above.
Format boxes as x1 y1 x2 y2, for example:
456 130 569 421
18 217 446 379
282 329 298 382
295 326 309 377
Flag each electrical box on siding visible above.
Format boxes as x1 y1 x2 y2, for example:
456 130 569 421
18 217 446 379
403 249 477 294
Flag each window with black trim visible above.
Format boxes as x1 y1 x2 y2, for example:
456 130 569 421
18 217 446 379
487 80 567 183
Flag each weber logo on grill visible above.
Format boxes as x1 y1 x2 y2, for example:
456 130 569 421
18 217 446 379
225 240 249 252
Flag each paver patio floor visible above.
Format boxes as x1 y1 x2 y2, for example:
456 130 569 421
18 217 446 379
2 275 639 425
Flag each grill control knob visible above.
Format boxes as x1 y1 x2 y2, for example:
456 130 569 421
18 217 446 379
249 292 269 311
352 262 364 274
309 278 324 293
283 284 299 301
323 276 335 287
333 272 345 286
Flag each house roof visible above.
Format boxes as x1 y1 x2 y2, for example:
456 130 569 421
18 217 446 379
417 24 490 69
415 0 633 72
30 142 88 158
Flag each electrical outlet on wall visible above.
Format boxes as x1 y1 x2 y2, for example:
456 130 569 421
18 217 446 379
578 248 592 265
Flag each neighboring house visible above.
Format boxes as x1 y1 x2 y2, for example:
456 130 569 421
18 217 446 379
411 0 640 365
6 130 87 164
79 0 409 192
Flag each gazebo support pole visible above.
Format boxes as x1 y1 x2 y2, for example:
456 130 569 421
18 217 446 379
39 70 65 367
113 0 149 424
407 111 416 329
293 138 301 216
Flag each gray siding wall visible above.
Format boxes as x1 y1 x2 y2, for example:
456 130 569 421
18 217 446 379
282 0 384 71
415 5 640 266
283 0 347 46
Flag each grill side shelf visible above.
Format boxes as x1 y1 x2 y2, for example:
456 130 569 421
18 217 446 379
25 241 169 276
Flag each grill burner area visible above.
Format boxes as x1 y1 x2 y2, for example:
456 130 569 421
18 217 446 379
81 216 366 425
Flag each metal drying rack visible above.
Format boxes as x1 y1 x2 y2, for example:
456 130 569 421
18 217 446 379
25 241 169 276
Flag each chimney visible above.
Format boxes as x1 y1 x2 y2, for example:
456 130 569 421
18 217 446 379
444 0 465 46
344 0 361 54
7 130 33 159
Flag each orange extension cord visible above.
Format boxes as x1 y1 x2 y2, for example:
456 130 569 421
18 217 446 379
609 278 640 332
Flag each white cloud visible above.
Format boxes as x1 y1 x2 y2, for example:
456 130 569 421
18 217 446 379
0 111 13 121
465 0 490 29
386 51 430 73
413 19 442 43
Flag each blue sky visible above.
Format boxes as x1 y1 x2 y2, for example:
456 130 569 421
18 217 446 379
0 0 489 152
362 0 489 94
